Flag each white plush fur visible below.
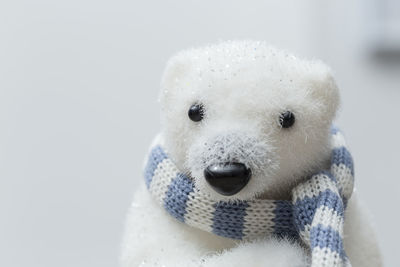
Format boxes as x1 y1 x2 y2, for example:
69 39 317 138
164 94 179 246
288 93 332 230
160 40 339 200
121 41 382 266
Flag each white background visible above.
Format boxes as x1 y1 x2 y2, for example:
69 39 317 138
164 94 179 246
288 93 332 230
1 1 399 266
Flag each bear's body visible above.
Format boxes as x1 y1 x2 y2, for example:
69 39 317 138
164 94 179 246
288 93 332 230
121 41 382 267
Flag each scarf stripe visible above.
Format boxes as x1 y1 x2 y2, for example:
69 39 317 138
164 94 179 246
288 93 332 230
273 200 299 239
164 174 195 222
332 147 354 175
212 202 249 239
242 201 276 239
144 145 167 188
144 127 354 267
185 192 214 232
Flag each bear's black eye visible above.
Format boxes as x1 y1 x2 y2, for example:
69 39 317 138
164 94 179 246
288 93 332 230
279 111 295 128
188 104 204 122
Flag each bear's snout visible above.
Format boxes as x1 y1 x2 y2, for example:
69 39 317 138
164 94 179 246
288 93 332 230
187 130 276 200
204 163 251 196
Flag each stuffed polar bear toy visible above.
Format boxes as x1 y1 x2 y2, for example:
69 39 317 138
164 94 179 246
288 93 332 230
121 41 382 267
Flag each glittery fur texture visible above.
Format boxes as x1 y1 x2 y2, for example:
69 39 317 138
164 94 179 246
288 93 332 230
160 41 338 201
121 41 382 267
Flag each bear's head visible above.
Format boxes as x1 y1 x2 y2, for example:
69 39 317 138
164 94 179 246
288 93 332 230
159 41 339 201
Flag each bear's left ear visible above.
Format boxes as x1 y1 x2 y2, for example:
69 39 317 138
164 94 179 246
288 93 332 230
159 51 193 107
306 61 340 120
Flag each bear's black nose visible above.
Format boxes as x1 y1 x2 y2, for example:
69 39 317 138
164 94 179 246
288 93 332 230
204 163 251 196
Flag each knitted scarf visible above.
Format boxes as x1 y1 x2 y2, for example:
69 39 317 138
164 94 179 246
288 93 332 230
144 128 354 267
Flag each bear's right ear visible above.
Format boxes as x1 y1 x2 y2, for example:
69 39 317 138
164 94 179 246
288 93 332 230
159 52 193 105
304 60 340 122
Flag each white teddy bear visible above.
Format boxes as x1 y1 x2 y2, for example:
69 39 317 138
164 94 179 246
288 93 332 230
121 41 382 267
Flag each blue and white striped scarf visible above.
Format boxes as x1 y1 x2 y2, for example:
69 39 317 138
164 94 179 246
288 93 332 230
144 128 354 267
